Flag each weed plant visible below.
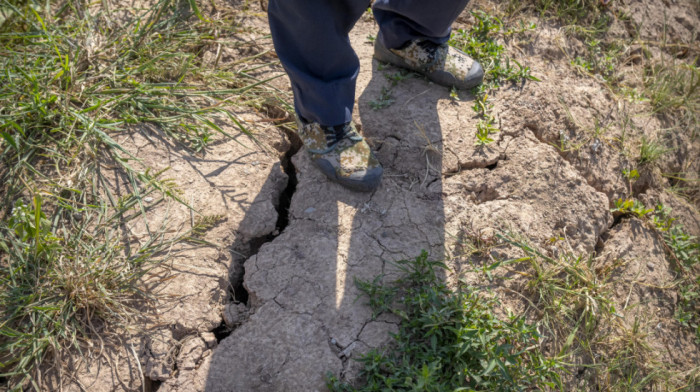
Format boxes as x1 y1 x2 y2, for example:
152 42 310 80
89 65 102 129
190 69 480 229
497 234 619 356
369 86 396 110
500 227 698 389
327 252 561 391
0 0 288 388
450 11 538 146
637 136 671 165
475 120 498 146
644 62 699 138
570 38 622 83
510 0 697 203
651 205 700 342
506 0 611 38
508 0 606 26
611 198 699 339
369 69 410 110
507 0 623 86
450 11 537 92
642 62 700 202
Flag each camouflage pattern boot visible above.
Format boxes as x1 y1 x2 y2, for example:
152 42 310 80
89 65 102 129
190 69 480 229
374 37 484 90
297 120 383 192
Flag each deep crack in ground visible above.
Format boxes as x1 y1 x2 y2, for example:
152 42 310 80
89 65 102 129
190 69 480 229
214 125 301 342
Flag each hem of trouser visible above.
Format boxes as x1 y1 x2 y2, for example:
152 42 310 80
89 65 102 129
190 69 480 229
376 30 450 51
294 104 353 129
372 1 464 49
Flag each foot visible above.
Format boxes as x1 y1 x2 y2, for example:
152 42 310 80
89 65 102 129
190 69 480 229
297 120 383 192
374 37 484 90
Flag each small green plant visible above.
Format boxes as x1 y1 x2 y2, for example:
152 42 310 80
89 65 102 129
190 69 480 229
638 136 670 165
368 70 410 110
570 38 621 83
328 251 562 391
458 224 499 258
0 194 205 389
675 278 700 343
612 198 654 218
353 275 397 318
620 86 650 103
508 0 608 27
597 316 659 391
449 86 460 101
654 207 699 342
622 168 640 195
449 11 538 145
385 70 412 85
497 229 700 390
507 0 620 88
450 11 538 93
643 62 699 137
622 168 639 181
499 234 620 351
663 226 699 268
610 202 700 341
369 86 395 110
572 55 595 73
652 205 699 340
475 119 498 146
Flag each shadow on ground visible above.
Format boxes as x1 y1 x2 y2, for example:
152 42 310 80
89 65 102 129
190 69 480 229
203 35 471 389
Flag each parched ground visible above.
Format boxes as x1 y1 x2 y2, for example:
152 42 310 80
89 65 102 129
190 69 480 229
42 0 699 391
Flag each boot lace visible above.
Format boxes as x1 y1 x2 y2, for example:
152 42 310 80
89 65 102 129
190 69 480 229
323 123 362 149
305 122 362 155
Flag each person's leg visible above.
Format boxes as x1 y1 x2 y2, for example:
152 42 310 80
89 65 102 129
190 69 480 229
372 0 471 49
268 0 369 127
268 0 382 192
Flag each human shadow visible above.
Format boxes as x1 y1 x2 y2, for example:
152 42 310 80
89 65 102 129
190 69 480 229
204 31 476 389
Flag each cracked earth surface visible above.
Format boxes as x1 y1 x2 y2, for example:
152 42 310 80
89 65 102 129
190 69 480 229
50 1 699 391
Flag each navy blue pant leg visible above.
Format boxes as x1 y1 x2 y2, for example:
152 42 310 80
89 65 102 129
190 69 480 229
268 0 470 127
373 0 471 48
268 0 369 127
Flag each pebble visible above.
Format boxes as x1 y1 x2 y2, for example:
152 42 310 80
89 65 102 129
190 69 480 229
304 207 316 214
647 262 654 270
201 332 217 349
338 341 356 358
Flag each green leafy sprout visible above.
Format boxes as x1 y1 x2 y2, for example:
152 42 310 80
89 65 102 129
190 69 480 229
327 251 562 391
449 11 539 146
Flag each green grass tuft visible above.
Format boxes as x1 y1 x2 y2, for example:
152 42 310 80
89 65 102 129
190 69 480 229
644 62 699 138
0 0 289 388
327 251 562 391
637 136 670 165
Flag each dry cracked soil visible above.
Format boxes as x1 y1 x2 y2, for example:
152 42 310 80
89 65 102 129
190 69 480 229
42 0 700 391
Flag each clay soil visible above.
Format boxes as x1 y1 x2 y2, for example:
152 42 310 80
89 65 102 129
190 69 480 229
22 0 700 390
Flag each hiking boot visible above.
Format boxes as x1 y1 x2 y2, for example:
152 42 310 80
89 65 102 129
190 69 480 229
297 119 383 192
374 36 484 90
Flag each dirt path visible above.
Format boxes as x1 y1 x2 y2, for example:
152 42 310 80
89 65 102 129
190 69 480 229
53 2 699 391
